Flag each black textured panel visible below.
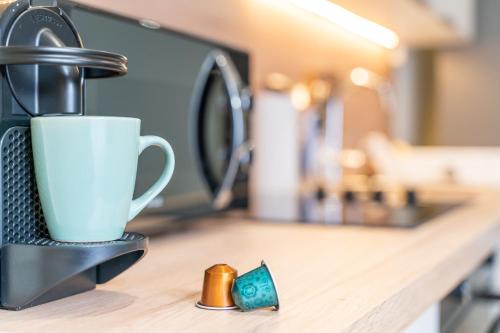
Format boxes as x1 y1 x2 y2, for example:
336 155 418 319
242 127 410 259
0 127 49 244
0 128 146 247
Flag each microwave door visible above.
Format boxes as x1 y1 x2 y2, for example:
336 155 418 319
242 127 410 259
70 8 215 213
65 5 251 217
192 50 251 210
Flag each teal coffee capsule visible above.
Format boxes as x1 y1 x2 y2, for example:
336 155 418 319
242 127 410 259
231 260 279 311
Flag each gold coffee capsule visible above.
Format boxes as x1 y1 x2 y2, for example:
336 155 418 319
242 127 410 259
196 264 238 310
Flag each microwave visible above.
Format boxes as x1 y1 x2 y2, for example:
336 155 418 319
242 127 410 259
62 1 252 219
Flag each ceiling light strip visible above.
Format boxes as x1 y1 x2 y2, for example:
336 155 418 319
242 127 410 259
288 0 399 49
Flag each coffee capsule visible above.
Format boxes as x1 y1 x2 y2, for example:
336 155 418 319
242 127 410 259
231 260 279 311
196 264 238 310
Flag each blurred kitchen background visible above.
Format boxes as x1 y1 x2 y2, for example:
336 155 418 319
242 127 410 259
65 0 500 226
49 0 500 331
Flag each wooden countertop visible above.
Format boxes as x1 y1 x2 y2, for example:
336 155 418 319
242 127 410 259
1 194 499 332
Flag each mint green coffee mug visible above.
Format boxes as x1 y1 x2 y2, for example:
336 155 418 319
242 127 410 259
31 116 175 242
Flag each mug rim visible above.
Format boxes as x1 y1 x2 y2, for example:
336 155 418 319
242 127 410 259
31 116 140 122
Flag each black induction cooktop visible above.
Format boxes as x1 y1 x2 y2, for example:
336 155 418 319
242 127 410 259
296 197 463 228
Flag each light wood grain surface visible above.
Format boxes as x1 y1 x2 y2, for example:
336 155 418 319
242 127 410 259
0 194 499 332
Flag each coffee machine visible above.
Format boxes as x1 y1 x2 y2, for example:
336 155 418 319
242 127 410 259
0 0 147 310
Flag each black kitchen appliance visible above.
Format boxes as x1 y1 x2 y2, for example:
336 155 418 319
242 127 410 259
59 1 252 221
0 0 147 310
297 190 461 228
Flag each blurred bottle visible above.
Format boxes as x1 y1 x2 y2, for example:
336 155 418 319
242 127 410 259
299 77 343 200
251 73 300 220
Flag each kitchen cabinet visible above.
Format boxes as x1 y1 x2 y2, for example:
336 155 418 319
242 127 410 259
333 0 476 47
72 0 476 88
72 0 393 86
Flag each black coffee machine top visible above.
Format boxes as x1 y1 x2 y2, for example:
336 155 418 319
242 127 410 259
0 0 127 116
0 0 147 310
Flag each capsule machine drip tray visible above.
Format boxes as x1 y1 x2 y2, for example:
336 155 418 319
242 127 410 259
1 232 147 310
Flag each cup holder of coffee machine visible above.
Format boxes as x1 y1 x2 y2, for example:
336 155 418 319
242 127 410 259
0 0 148 310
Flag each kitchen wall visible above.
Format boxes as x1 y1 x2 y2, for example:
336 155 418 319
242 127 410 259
428 0 500 146
74 0 391 87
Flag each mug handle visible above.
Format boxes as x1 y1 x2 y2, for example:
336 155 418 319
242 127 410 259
128 136 175 221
